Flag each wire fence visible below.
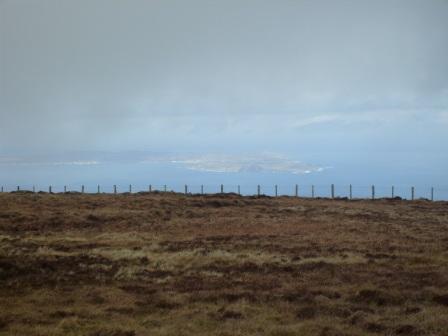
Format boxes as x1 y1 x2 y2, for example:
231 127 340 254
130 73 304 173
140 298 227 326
1 183 448 201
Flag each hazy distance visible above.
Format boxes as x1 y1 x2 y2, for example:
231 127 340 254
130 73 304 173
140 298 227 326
1 0 447 196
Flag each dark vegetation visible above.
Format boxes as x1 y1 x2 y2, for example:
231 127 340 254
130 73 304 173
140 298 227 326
0 193 447 335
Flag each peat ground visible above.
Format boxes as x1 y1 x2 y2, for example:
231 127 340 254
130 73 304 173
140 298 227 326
0 192 447 335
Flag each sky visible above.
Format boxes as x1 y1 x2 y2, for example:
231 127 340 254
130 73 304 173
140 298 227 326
1 0 448 197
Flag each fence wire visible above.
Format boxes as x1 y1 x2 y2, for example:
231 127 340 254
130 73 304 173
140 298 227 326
2 183 448 201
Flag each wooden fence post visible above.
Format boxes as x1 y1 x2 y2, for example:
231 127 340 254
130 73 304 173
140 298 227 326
371 185 375 200
431 187 434 201
392 186 394 198
349 184 352 200
411 186 415 200
295 184 298 197
331 184 335 199
275 185 278 197
312 185 314 198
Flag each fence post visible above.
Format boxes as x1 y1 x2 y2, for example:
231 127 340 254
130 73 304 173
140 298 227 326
411 186 414 201
431 187 434 201
391 186 394 198
311 185 314 198
295 184 298 197
129 185 132 193
257 185 260 197
49 186 52 194
331 184 335 199
114 185 117 194
275 185 278 197
97 185 100 194
185 185 188 194
238 185 240 195
349 184 352 200
371 185 375 200
201 185 204 195
221 184 224 193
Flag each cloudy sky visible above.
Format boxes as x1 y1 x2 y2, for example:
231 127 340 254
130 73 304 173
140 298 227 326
1 0 447 192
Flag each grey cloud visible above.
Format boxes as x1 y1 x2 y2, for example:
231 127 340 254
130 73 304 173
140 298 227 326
1 0 447 152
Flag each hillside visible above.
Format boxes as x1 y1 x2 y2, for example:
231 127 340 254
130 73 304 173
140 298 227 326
0 193 447 336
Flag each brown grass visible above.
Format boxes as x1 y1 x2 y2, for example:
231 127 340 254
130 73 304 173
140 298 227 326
0 192 448 335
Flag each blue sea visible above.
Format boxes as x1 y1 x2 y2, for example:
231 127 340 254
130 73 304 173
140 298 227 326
2 152 447 200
